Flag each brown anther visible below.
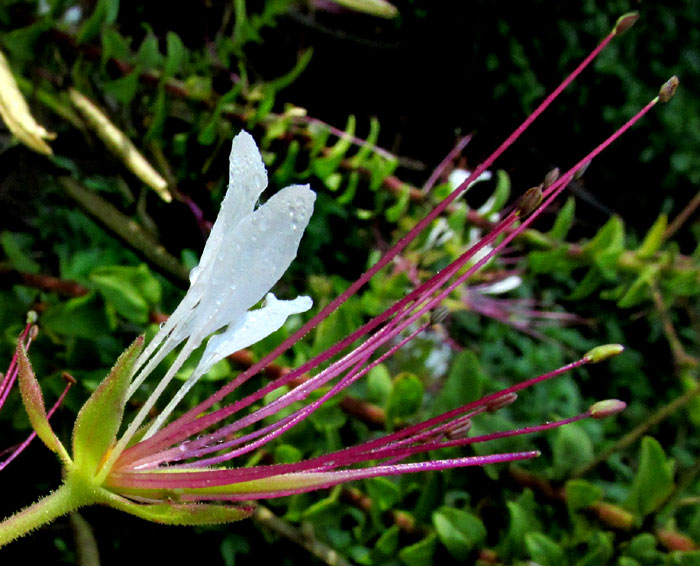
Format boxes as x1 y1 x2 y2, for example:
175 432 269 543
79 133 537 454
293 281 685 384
61 371 77 385
613 12 639 36
516 185 543 218
29 325 39 341
486 392 518 412
430 306 449 326
659 76 679 103
445 419 472 440
543 167 560 189
574 160 591 180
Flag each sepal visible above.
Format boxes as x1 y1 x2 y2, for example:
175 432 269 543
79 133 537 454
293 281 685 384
73 336 143 477
16 344 70 463
106 494 252 525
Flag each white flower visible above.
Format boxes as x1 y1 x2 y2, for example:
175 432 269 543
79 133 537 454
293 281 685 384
479 275 523 295
120 131 316 440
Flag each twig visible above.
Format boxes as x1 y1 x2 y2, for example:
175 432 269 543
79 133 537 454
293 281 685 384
58 177 189 283
69 512 100 566
340 487 425 536
252 505 352 566
664 189 700 241
0 268 88 297
651 285 698 369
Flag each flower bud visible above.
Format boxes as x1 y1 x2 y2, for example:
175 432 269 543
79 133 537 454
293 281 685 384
583 344 624 363
589 399 626 419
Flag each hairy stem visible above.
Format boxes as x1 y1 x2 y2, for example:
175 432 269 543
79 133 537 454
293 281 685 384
0 481 91 547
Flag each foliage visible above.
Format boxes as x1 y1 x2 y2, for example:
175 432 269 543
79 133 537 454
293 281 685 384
0 1 699 564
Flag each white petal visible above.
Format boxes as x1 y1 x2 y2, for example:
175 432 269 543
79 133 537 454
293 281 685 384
148 293 313 433
188 183 315 345
480 275 523 295
199 293 312 375
448 168 492 192
191 131 268 285
127 136 314 408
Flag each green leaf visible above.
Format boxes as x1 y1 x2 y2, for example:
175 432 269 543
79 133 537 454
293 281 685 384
552 424 593 479
101 28 131 65
668 551 700 566
103 70 141 105
90 264 162 324
432 507 486 560
385 184 410 223
72 337 143 476
528 247 575 276
135 30 163 69
386 372 423 428
617 265 659 308
367 364 392 405
568 267 604 300
164 31 188 77
565 479 603 513
502 499 538 558
77 0 119 44
273 444 302 464
220 533 251 566
16 345 69 461
374 524 399 557
312 116 356 182
268 48 313 92
431 350 485 416
525 532 565 566
584 215 626 277
576 531 613 566
42 293 112 338
198 84 242 145
626 436 674 516
624 533 662 563
637 214 667 259
145 87 168 141
0 231 40 273
548 196 576 241
365 477 400 512
399 533 436 566
349 117 381 167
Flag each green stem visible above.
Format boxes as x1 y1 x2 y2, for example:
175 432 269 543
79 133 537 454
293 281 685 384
0 481 90 547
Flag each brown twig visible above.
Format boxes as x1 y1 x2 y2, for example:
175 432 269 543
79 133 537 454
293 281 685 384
252 505 352 566
651 285 699 370
340 487 425 536
508 466 635 530
58 177 190 283
0 268 89 297
664 189 700 242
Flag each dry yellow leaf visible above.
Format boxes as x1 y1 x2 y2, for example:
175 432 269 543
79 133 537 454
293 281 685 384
0 49 55 155
69 88 172 203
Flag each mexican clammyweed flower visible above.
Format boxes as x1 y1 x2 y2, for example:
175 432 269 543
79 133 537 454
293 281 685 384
0 12 679 546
